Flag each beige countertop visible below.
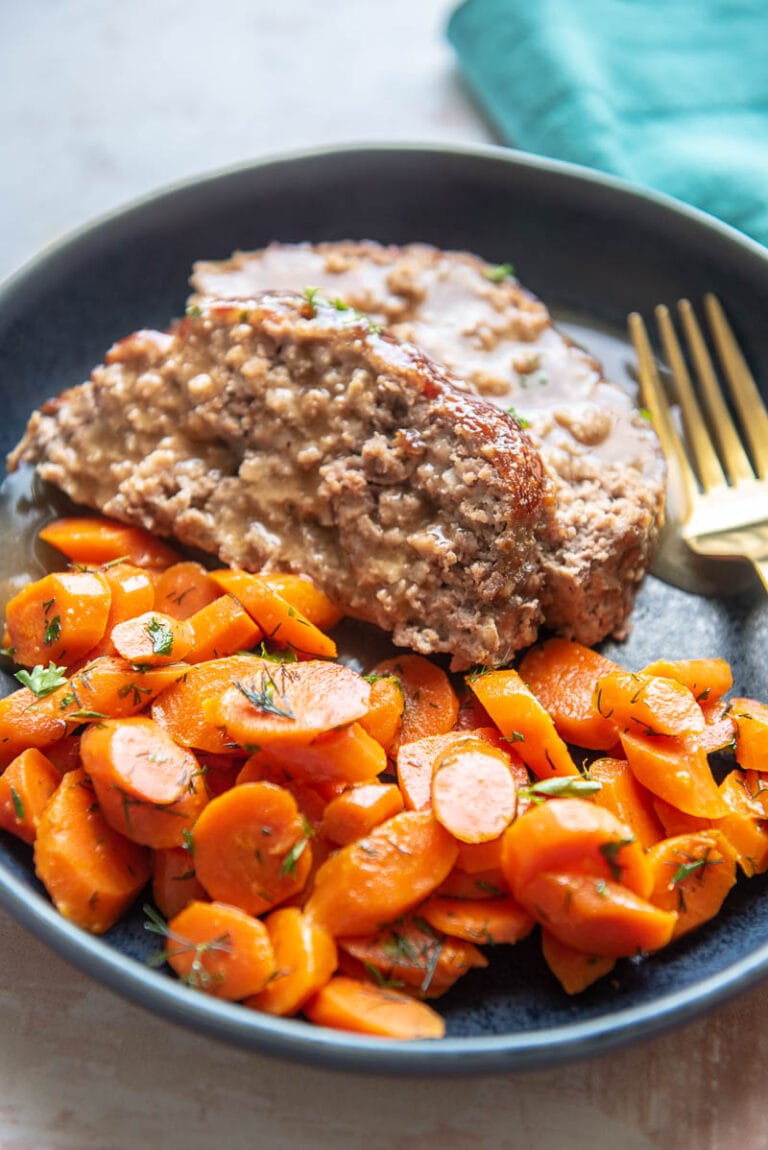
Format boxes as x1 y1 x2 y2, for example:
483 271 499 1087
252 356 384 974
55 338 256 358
2 3 768 1146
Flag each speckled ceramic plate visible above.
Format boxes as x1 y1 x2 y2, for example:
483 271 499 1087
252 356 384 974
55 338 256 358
1 144 767 1075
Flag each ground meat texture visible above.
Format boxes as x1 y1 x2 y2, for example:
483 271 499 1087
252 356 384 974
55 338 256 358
9 292 555 670
191 242 665 645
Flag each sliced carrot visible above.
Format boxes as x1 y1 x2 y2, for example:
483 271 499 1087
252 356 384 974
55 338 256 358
0 748 62 843
467 668 578 778
699 700 737 755
6 570 112 668
595 670 705 738
419 894 534 946
163 900 276 1000
202 659 370 748
358 674 404 756
245 907 338 1017
305 810 458 937
151 654 269 754
453 686 495 732
192 782 314 916
641 657 733 703
338 913 487 999
305 974 445 1039
321 783 404 845
518 871 678 957
43 733 82 774
501 797 653 900
541 929 616 995
237 721 385 788
454 835 507 875
34 767 151 934
518 638 620 750
396 728 517 812
436 866 509 899
728 697 768 773
715 770 768 876
80 716 209 849
371 654 458 747
185 594 262 663
236 755 339 832
152 845 208 920
590 756 666 849
39 515 180 569
261 574 344 632
152 561 220 620
209 569 337 657
431 736 517 843
620 730 728 818
111 611 194 666
86 562 156 658
646 831 738 938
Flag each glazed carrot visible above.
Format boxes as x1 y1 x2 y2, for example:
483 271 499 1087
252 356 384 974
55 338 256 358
641 657 733 703
321 783 405 845
162 900 276 1000
261 574 344 632
192 782 314 916
698 699 737 755
305 810 458 937
237 721 386 787
518 871 678 957
501 797 653 900
589 757 665 849
541 929 615 995
371 654 458 746
111 611 194 666
304 975 446 1039
454 834 507 875
727 697 768 773
0 748 62 843
34 768 151 934
418 894 534 946
202 659 370 748
185 594 262 663
436 866 509 899
80 716 209 849
646 831 737 939
713 770 768 876
150 654 269 754
245 907 338 1016
595 670 705 738
620 730 728 819
43 733 82 774
518 638 620 750
358 674 404 756
338 913 487 998
467 668 579 778
39 515 180 569
208 569 337 657
152 846 208 920
152 561 220 620
85 562 156 658
453 685 495 731
236 755 339 831
431 736 517 843
6 570 112 668
396 728 515 812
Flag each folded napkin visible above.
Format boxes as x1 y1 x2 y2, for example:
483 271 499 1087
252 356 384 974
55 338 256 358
447 0 768 247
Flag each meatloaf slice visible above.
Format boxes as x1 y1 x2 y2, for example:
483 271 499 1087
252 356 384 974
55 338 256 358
192 242 665 645
9 292 555 669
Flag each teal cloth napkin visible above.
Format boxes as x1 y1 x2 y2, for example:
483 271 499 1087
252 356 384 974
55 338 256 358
447 0 768 247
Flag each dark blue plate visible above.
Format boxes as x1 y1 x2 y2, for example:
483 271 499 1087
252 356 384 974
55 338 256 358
1 144 767 1074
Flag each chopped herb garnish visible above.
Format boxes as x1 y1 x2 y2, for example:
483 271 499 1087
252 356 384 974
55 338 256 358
65 708 108 721
280 834 310 877
186 303 202 318
14 661 68 697
506 406 531 428
598 837 634 882
146 617 174 657
234 670 296 721
144 904 232 990
43 615 62 646
303 286 320 314
484 262 515 282
10 786 24 822
519 776 602 802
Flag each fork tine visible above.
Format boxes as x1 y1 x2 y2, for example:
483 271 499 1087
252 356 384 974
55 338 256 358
704 293 768 479
677 299 755 484
655 304 727 492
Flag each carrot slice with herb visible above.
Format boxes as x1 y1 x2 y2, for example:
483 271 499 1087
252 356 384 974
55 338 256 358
419 894 534 946
541 929 616 995
595 670 705 738
727 697 768 773
431 736 517 843
304 975 445 1040
153 561 220 620
715 770 768 876
185 594 262 663
261 574 344 632
152 845 208 920
111 611 194 666
202 659 370 748
620 730 728 818
209 570 337 657
192 782 314 916
245 907 338 1016
589 756 665 850
501 797 653 900
238 720 385 788
641 657 733 703
34 767 151 934
467 668 579 778
150 654 269 754
157 900 276 1000
0 747 62 843
371 654 458 746
358 674 404 756
39 516 180 569
6 570 112 669
85 562 156 658
435 866 509 899
518 638 621 750
646 830 737 939
305 810 458 938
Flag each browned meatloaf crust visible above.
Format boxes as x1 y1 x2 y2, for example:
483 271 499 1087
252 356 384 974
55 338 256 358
9 292 555 670
192 242 666 645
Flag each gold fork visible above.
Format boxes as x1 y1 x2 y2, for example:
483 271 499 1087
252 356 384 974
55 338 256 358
628 295 768 593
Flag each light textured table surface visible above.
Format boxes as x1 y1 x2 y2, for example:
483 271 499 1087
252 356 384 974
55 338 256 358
3 4 768 1147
